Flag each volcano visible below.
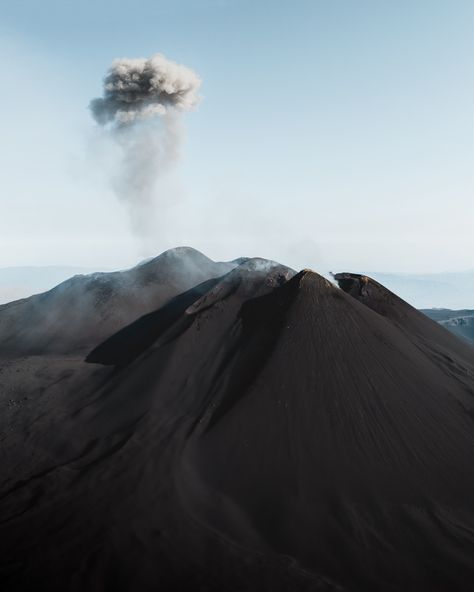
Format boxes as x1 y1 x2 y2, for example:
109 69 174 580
0 249 473 592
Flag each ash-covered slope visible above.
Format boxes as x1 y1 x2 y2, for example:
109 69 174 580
1 257 474 592
0 247 235 357
334 272 473 359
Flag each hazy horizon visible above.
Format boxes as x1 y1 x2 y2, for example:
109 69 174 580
1 252 473 276
1 250 474 309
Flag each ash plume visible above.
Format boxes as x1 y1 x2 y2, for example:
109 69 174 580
90 53 201 242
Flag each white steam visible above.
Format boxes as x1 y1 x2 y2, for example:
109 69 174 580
90 53 201 242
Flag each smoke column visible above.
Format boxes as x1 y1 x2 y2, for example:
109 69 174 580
90 53 201 241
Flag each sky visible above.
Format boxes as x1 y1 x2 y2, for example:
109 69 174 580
1 0 473 273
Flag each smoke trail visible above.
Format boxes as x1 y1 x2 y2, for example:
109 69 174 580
90 54 201 241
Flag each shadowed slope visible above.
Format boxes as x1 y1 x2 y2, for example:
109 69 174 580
335 272 473 363
85 276 225 367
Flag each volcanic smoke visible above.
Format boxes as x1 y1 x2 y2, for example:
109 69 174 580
90 53 201 239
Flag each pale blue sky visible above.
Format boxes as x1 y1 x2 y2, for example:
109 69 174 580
1 0 473 272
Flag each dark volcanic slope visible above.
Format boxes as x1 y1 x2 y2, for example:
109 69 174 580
1 257 474 592
0 247 235 356
334 272 473 359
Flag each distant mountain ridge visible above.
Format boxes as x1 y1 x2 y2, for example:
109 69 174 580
421 308 474 345
366 270 474 309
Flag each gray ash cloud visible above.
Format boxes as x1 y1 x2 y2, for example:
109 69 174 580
90 54 201 245
90 54 201 126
